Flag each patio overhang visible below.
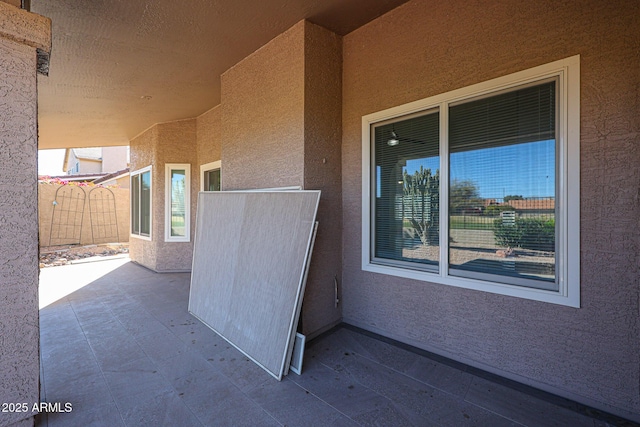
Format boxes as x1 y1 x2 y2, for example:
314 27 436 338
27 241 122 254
31 0 409 150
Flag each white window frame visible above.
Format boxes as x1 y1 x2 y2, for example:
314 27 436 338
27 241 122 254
165 163 191 243
361 56 580 307
130 165 152 241
200 161 221 192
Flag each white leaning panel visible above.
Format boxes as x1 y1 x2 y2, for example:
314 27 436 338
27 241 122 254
188 190 320 380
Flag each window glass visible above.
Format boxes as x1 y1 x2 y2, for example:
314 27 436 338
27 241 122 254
170 169 186 237
131 168 151 238
371 82 559 291
165 164 190 242
204 169 221 191
140 170 151 236
131 174 140 234
363 56 579 305
373 110 440 270
448 82 557 289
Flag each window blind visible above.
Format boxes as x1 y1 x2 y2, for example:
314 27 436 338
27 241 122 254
449 81 555 153
448 81 557 288
373 110 440 268
140 171 151 236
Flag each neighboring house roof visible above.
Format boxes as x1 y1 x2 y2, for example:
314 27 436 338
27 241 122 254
72 148 102 160
507 199 555 210
93 168 130 185
63 147 103 172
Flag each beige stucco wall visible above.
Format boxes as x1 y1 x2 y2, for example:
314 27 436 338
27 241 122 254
114 174 129 189
129 125 158 269
0 4 51 427
341 0 640 419
218 20 343 337
2 0 21 8
38 183 130 247
101 145 129 173
155 120 198 271
301 22 343 335
221 21 306 190
77 158 102 174
196 105 222 192
129 120 197 272
197 106 221 166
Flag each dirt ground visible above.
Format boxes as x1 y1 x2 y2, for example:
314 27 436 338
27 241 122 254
401 228 555 281
39 243 129 268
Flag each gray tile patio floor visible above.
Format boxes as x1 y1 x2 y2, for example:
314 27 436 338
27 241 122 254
37 258 621 427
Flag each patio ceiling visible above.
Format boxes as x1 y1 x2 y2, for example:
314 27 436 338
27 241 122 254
31 0 409 150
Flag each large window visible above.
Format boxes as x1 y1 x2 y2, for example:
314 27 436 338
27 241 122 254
362 56 580 306
165 164 191 242
131 166 152 239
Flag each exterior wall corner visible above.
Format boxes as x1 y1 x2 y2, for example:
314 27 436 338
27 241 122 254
0 7 51 427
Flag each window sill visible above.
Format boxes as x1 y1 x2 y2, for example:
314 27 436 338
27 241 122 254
362 260 579 308
130 233 152 242
164 237 190 243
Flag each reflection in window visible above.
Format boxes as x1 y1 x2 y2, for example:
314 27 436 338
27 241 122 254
131 174 139 234
165 164 190 242
365 57 580 304
170 169 186 237
448 82 556 289
373 110 440 270
131 167 151 238
203 169 221 191
370 81 559 291
140 170 151 236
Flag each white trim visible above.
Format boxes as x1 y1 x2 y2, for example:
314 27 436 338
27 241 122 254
361 55 580 307
289 333 306 375
130 165 152 241
165 163 191 243
236 186 303 192
200 160 221 192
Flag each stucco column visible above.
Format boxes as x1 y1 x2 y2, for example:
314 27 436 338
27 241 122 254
0 3 51 427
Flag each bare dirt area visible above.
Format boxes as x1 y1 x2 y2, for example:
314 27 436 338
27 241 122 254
401 228 555 281
403 244 554 268
39 243 129 268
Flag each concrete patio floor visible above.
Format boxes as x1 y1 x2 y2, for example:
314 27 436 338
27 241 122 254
37 258 624 426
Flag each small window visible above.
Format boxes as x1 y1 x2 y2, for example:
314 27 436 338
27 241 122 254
362 56 580 306
131 166 152 240
203 169 221 192
165 164 191 242
200 161 221 192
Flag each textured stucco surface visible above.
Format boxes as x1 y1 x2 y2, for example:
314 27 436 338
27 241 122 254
221 21 306 190
0 2 50 53
74 159 101 174
196 105 222 195
129 120 197 272
196 105 222 183
301 22 343 335
1 0 21 8
101 146 129 174
32 0 409 149
154 120 198 272
38 183 130 247
218 20 344 337
0 35 41 427
129 125 158 270
341 0 640 419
